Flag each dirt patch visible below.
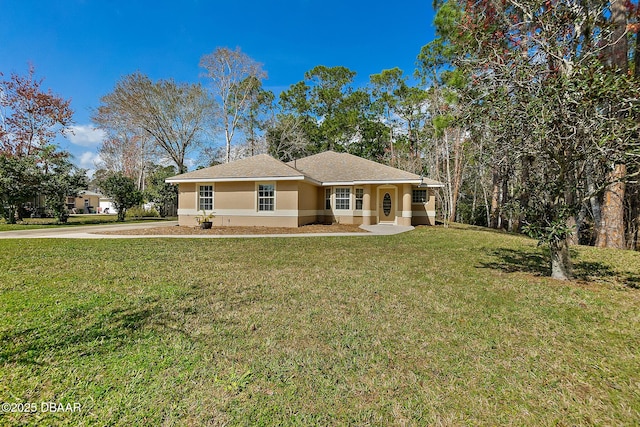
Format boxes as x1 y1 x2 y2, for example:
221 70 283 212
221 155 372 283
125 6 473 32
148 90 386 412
96 223 368 236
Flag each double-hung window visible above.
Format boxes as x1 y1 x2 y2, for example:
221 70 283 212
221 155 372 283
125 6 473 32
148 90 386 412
412 189 427 204
325 188 331 210
258 184 275 211
335 188 350 210
199 185 214 210
355 188 364 210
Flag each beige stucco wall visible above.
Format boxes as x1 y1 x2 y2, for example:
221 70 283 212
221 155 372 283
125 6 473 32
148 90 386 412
276 181 298 211
175 181 438 228
317 187 328 224
215 182 255 209
298 182 320 226
298 182 318 211
177 181 302 228
178 183 196 210
69 195 100 213
411 188 437 226
213 215 298 228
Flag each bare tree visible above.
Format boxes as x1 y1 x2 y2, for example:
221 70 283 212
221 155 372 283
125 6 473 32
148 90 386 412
200 47 268 163
93 72 211 174
96 133 156 191
266 115 312 162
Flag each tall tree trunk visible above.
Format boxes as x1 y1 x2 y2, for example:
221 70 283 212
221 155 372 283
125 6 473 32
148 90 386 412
635 28 640 80
549 238 572 280
597 164 627 248
490 167 501 229
448 129 464 224
514 156 532 233
565 173 579 245
444 133 454 224
389 125 395 167
626 181 640 250
585 161 602 244
598 0 628 248
471 179 478 224
609 0 628 73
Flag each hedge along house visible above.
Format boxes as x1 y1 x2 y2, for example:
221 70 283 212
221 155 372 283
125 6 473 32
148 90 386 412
166 151 443 228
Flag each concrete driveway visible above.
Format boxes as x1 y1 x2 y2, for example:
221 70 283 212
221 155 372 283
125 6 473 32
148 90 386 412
0 221 179 239
0 222 414 239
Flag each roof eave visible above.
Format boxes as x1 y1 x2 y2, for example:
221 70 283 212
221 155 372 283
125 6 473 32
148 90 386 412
321 179 422 186
165 175 307 184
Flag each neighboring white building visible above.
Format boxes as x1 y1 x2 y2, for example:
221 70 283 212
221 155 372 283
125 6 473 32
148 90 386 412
99 196 117 214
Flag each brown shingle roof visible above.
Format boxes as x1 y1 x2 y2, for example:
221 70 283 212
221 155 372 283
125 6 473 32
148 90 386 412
166 154 304 182
167 151 444 187
288 151 421 183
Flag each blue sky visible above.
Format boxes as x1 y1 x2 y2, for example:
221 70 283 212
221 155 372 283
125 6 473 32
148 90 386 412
1 0 436 173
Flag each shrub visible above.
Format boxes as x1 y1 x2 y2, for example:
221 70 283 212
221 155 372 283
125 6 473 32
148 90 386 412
125 207 160 219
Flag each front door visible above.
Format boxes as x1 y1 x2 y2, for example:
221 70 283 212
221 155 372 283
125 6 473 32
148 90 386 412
378 188 396 223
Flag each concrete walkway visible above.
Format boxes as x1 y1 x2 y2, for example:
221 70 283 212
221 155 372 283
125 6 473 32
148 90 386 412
0 222 414 239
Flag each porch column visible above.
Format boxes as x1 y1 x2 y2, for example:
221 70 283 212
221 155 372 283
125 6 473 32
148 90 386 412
363 185 372 225
401 184 412 226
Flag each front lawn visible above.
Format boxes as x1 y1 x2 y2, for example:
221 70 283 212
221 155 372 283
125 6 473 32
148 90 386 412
0 226 638 425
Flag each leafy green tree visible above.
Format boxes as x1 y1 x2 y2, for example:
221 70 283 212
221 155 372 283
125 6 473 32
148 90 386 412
278 65 371 154
41 154 87 223
0 154 40 223
422 0 640 278
144 165 178 217
100 173 143 222
0 66 77 222
369 68 406 164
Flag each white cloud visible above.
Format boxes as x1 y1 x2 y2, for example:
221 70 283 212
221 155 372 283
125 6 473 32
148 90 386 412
77 151 102 177
66 125 106 147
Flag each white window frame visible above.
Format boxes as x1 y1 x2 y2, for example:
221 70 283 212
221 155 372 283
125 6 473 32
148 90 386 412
412 189 427 204
355 188 364 210
199 185 214 210
257 183 275 212
334 187 351 210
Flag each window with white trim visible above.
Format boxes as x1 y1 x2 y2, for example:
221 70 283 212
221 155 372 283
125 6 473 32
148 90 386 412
412 189 427 204
325 188 331 210
355 188 364 210
199 185 214 210
258 184 275 211
335 187 350 210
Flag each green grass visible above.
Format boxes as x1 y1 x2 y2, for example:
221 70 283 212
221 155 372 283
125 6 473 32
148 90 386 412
0 226 638 425
0 215 174 231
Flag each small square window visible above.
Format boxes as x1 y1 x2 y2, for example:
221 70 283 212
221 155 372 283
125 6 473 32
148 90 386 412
412 189 427 204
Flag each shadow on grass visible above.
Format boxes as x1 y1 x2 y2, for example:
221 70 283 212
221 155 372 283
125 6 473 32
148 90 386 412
478 247 640 288
0 282 222 366
0 300 164 365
